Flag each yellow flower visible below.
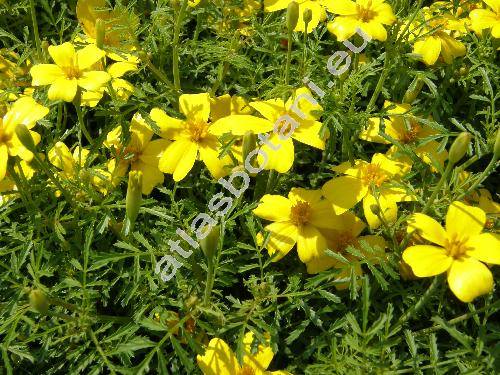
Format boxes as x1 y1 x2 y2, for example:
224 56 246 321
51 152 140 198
215 0 261 36
152 93 269 181
253 188 339 263
360 101 447 170
0 97 48 181
469 0 500 37
403 201 500 302
30 42 111 102
81 61 136 107
197 331 292 375
76 0 139 50
249 87 325 173
105 113 170 194
307 212 386 288
406 7 466 66
325 0 396 41
264 0 327 33
322 153 414 229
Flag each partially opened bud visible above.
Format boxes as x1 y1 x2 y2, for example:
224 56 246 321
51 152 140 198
29 289 49 314
15 124 36 153
95 18 106 49
286 1 300 32
125 170 143 231
303 8 313 26
403 76 424 104
448 132 472 165
200 225 220 261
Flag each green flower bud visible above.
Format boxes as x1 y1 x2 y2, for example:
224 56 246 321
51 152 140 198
370 204 380 216
242 131 256 168
403 76 424 104
15 124 36 153
286 1 300 32
303 8 313 26
494 127 500 160
29 289 49 314
95 18 106 49
200 225 220 261
125 170 143 233
448 132 472 165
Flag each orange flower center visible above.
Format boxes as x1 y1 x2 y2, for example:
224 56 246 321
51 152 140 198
117 145 140 164
400 122 421 144
64 66 82 79
444 234 468 259
361 163 387 187
187 120 210 142
356 1 376 22
290 201 311 226
238 365 255 375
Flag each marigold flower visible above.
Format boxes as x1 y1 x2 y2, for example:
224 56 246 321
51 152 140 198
306 212 386 286
105 113 170 194
322 153 414 229
360 101 447 170
403 201 500 302
30 42 111 102
253 188 338 263
325 0 396 41
249 87 325 173
197 331 292 375
0 97 48 181
469 0 500 37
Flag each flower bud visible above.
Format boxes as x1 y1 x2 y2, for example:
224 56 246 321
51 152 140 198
200 225 220 261
125 170 143 233
493 127 500 160
242 131 256 168
370 204 380 216
29 289 49 314
303 8 313 26
286 1 300 32
448 132 472 165
403 76 424 104
15 124 36 153
95 18 106 49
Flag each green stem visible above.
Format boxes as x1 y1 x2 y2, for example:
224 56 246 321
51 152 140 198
422 162 453 214
285 29 293 85
74 103 93 146
203 259 215 305
173 0 188 91
367 50 389 112
456 155 498 201
29 0 42 61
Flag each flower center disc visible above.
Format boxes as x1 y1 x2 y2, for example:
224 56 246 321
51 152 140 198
290 201 312 226
64 66 82 79
238 365 255 375
357 2 376 22
337 232 356 253
445 235 468 259
362 163 387 187
187 121 209 142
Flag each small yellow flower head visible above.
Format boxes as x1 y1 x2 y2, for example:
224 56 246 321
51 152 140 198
326 0 396 41
403 201 500 302
30 42 111 102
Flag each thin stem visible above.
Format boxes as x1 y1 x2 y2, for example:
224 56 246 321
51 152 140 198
367 50 389 112
422 162 453 214
74 103 93 146
173 0 188 91
285 29 293 85
456 156 498 201
29 0 42 61
203 259 215 305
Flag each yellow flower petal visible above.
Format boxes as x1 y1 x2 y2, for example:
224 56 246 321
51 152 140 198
297 224 327 263
445 201 486 242
131 160 164 195
466 233 500 265
360 117 389 143
447 258 493 303
327 17 358 41
158 139 199 181
108 61 137 78
295 1 325 33
48 42 75 67
361 20 388 41
402 245 452 277
0 144 8 181
413 36 441 66
249 99 283 122
139 139 171 166
48 78 78 102
2 97 49 131
264 221 299 261
75 44 106 70
322 176 368 215
179 93 211 122
30 64 65 86
264 0 293 12
363 192 398 229
253 194 292 222
78 71 111 91
209 115 274 136
259 134 294 173
48 142 74 172
407 213 447 246
198 141 232 179
288 187 322 205
242 332 274 372
322 0 357 15
150 108 184 139
197 338 240 375
292 120 325 149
